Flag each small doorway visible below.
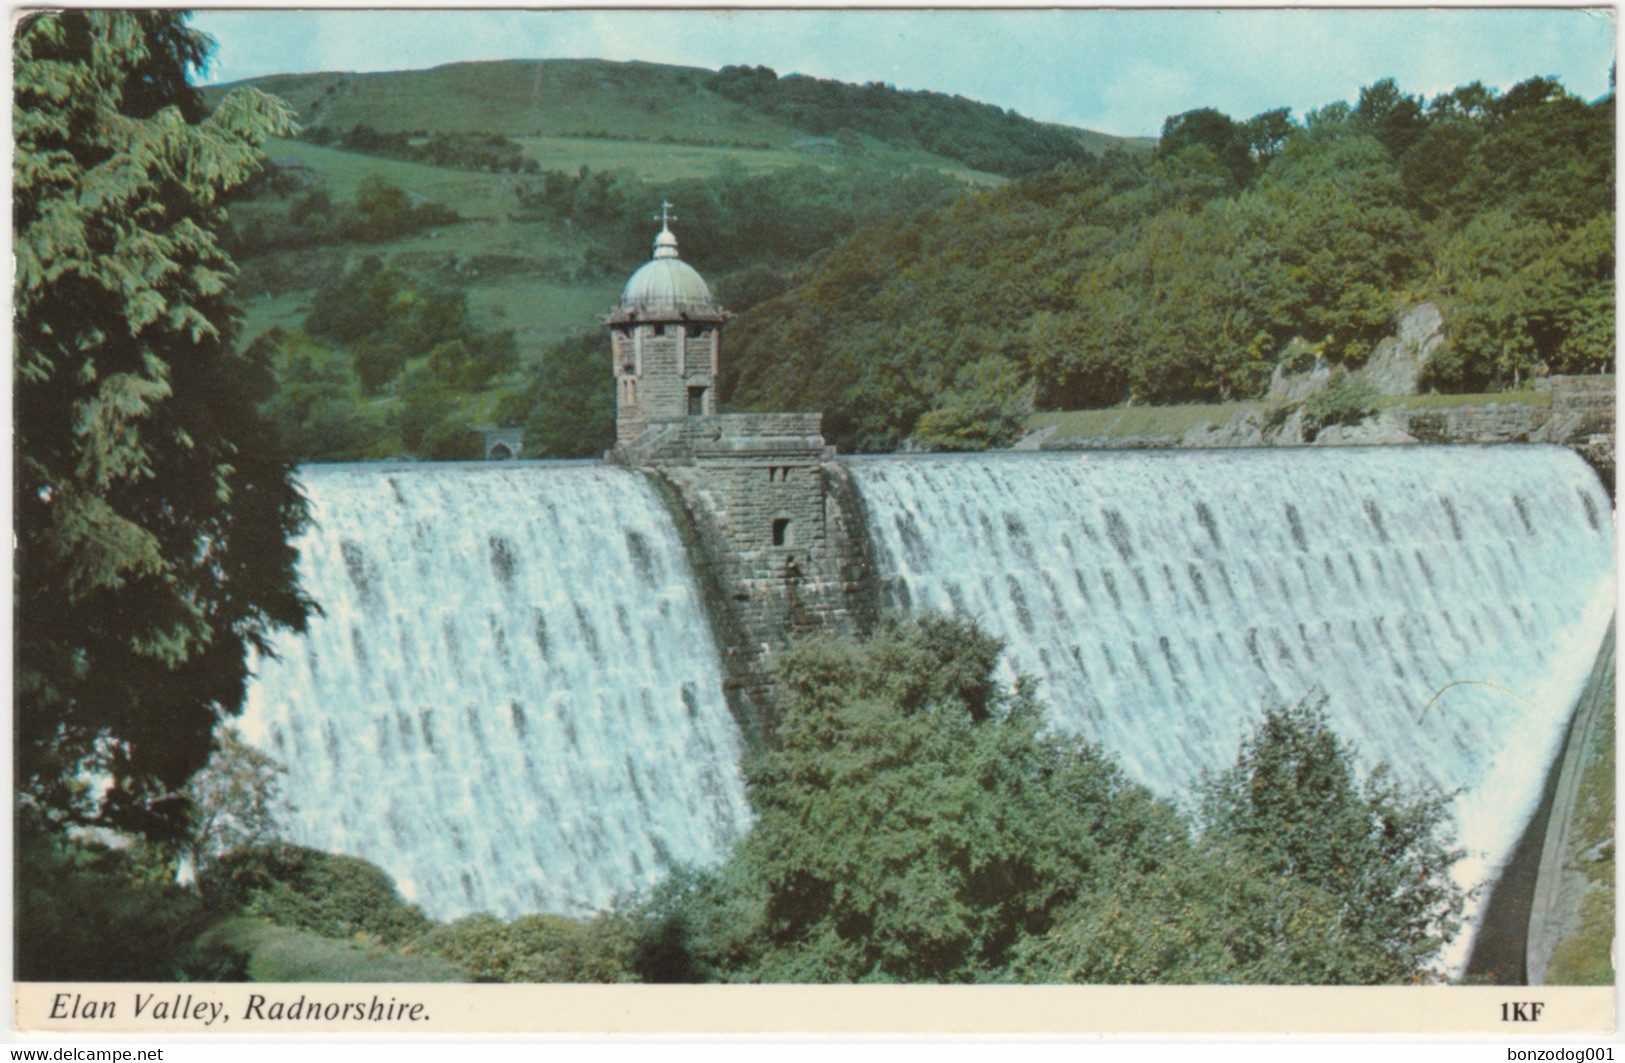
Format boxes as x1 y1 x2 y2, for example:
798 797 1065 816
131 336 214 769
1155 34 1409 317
687 386 708 416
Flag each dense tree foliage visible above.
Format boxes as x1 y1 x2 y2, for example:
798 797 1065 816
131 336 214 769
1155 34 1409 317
514 160 965 286
493 331 615 459
14 11 312 838
198 843 433 945
630 616 1186 982
227 174 459 255
243 257 522 461
724 76 1612 451
16 816 218 981
1196 697 1466 982
630 616 1466 984
706 65 1093 178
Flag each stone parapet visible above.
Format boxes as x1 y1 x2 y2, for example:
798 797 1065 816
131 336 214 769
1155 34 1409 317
610 413 832 467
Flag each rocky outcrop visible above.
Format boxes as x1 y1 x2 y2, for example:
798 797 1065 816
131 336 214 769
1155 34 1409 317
1264 303 1445 404
1361 302 1445 397
1267 355 1331 403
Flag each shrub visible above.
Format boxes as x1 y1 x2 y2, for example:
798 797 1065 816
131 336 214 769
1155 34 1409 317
1198 696 1466 982
409 912 635 983
1301 374 1380 439
197 843 431 946
16 816 212 981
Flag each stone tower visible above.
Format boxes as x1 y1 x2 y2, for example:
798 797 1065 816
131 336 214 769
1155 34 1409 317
601 206 876 733
602 205 729 453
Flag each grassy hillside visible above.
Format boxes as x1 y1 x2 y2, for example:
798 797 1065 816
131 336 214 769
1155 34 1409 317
208 60 814 145
207 57 1149 168
214 57 1145 462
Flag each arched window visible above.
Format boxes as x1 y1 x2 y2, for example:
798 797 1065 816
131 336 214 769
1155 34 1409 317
771 518 792 547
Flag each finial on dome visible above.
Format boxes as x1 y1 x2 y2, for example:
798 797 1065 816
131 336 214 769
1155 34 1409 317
652 200 680 259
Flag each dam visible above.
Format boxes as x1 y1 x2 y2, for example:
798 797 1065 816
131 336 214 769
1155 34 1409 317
244 446 1613 954
242 218 1614 971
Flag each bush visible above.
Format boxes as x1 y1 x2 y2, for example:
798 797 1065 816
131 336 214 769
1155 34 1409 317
1301 374 1380 439
910 357 1030 451
198 843 431 946
16 816 212 981
409 912 635 983
1198 696 1466 982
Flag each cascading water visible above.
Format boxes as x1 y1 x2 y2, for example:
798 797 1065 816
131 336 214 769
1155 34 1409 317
850 445 1614 963
243 462 751 921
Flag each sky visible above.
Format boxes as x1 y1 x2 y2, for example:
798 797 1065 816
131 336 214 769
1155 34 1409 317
189 6 1616 139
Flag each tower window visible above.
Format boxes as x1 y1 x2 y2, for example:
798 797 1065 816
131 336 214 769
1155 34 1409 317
652 324 665 337
771 518 792 547
687 386 708 416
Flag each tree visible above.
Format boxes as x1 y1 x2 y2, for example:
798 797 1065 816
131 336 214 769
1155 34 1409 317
14 11 311 839
910 356 1029 451
1158 107 1255 188
185 726 290 870
1198 696 1467 983
1356 78 1427 159
671 615 1185 983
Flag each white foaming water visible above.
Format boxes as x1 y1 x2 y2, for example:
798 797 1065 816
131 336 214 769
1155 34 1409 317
243 462 751 920
851 446 1614 966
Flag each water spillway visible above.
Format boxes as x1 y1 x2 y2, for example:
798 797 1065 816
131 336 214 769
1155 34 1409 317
248 445 1612 965
849 445 1615 958
243 462 751 920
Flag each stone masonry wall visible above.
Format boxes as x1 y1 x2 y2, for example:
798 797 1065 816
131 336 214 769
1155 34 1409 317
632 415 876 740
613 324 721 443
1039 374 1614 487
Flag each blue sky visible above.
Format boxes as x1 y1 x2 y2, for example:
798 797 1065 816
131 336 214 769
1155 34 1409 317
191 7 1616 138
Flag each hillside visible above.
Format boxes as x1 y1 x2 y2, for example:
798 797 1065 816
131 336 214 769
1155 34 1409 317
206 60 819 146
205 57 1150 173
214 57 1157 463
723 76 1614 452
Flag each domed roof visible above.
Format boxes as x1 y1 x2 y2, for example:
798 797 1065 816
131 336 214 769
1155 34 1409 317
620 221 713 310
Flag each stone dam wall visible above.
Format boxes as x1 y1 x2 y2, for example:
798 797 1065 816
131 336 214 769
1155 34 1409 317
622 413 879 740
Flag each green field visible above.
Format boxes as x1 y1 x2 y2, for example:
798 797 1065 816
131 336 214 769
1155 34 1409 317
259 138 517 218
511 134 1004 185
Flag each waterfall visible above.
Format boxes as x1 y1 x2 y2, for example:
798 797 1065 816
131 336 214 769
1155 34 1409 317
850 445 1614 960
243 462 751 921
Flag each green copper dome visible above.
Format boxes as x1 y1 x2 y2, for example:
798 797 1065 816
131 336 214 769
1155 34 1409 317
620 223 713 310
